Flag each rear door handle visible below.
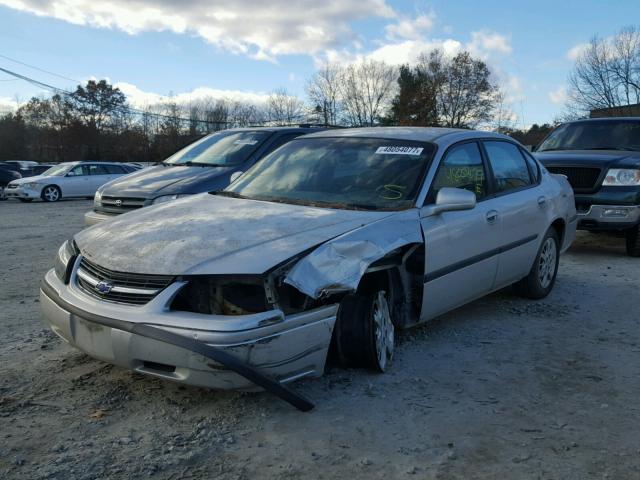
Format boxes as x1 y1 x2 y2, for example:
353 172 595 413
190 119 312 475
537 196 547 207
486 210 498 224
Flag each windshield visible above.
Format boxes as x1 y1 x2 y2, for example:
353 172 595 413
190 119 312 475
538 120 640 152
41 164 72 176
164 130 271 166
223 137 435 210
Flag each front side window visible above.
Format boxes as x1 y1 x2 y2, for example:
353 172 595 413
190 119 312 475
164 130 271 166
430 142 487 201
537 120 640 152
68 165 87 176
484 141 532 193
224 137 436 210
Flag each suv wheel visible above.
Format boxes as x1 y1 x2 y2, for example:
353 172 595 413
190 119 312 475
625 225 640 257
514 228 560 299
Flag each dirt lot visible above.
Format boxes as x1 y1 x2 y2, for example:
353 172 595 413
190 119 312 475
1 199 639 480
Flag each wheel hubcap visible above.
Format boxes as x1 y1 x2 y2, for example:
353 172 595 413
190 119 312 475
372 291 394 371
538 237 557 289
44 187 58 201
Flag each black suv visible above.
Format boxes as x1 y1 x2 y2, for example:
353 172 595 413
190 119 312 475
85 126 327 225
536 118 640 256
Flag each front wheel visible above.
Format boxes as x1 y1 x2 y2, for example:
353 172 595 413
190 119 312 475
514 228 560 299
333 290 395 372
625 225 640 257
41 185 61 202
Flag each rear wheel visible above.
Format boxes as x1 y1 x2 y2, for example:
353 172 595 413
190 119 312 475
41 185 61 202
625 225 640 257
514 228 560 299
333 290 394 372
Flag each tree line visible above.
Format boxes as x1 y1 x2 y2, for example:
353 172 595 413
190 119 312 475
0 48 521 163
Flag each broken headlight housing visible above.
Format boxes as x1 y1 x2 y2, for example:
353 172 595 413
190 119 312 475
93 189 103 207
54 240 79 284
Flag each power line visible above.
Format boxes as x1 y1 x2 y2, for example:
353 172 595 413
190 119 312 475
0 52 80 84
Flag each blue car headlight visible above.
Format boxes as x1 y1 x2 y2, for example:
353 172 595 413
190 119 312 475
54 240 79 284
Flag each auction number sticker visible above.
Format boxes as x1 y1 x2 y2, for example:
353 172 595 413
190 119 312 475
233 139 259 145
375 146 424 155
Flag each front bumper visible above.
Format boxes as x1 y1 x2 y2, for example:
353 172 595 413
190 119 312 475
84 209 118 226
6 184 41 199
576 204 640 230
40 267 337 391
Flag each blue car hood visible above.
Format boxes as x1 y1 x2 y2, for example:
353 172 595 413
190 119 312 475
99 164 235 197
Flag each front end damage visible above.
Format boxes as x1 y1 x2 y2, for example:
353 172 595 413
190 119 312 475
40 209 425 410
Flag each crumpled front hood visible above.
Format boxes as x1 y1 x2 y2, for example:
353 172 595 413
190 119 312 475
75 193 394 275
100 164 235 197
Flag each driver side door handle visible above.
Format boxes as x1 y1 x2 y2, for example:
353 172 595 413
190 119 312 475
486 210 499 224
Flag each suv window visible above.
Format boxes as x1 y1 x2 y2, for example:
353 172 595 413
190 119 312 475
430 142 488 201
484 141 532 193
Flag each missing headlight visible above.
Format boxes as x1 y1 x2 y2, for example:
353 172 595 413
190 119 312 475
171 276 269 315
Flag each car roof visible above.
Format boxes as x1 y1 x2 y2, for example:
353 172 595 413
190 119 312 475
212 125 329 134
302 126 509 143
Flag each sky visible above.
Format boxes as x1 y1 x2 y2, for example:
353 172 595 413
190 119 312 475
0 0 638 127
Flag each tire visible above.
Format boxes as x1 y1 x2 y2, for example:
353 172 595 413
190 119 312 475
333 290 395 372
41 185 61 202
625 225 640 257
514 228 560 299
0 186 6 201
18 198 33 203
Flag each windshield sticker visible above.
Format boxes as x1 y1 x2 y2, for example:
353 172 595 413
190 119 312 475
375 146 424 155
233 139 259 146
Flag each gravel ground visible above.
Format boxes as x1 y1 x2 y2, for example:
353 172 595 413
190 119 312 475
1 199 639 480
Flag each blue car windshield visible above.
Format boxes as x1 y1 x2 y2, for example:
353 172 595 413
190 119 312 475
538 120 640 152
223 137 435 210
163 130 271 166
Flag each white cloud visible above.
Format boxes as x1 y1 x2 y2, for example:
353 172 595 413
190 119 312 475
0 0 396 60
0 96 18 114
385 12 435 40
567 43 589 61
114 82 270 108
549 85 568 105
367 38 462 65
466 30 512 59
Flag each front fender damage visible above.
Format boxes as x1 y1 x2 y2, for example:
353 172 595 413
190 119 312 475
284 210 423 298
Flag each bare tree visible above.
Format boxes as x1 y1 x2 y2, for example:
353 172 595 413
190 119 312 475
306 63 343 125
340 60 397 126
568 26 640 114
266 88 304 125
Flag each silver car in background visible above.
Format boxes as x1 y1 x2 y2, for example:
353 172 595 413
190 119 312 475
6 161 138 202
40 127 576 410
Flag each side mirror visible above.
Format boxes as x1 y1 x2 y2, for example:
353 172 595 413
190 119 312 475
230 171 244 183
421 187 477 217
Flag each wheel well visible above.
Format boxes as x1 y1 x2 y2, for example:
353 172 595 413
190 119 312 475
550 218 565 245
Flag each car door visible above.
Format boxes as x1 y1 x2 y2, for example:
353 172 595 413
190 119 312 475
419 141 502 320
61 165 91 197
86 164 114 194
481 140 547 288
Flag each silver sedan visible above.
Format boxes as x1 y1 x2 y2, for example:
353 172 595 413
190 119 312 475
40 127 577 410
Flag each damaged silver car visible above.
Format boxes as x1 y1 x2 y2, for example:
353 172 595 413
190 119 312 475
40 127 577 410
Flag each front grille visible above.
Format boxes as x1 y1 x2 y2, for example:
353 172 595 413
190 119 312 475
546 166 602 192
76 257 174 305
99 196 146 214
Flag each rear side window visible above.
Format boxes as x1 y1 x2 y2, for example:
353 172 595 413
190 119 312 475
521 149 540 183
430 142 488 201
104 164 125 174
87 164 110 175
484 141 532 193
